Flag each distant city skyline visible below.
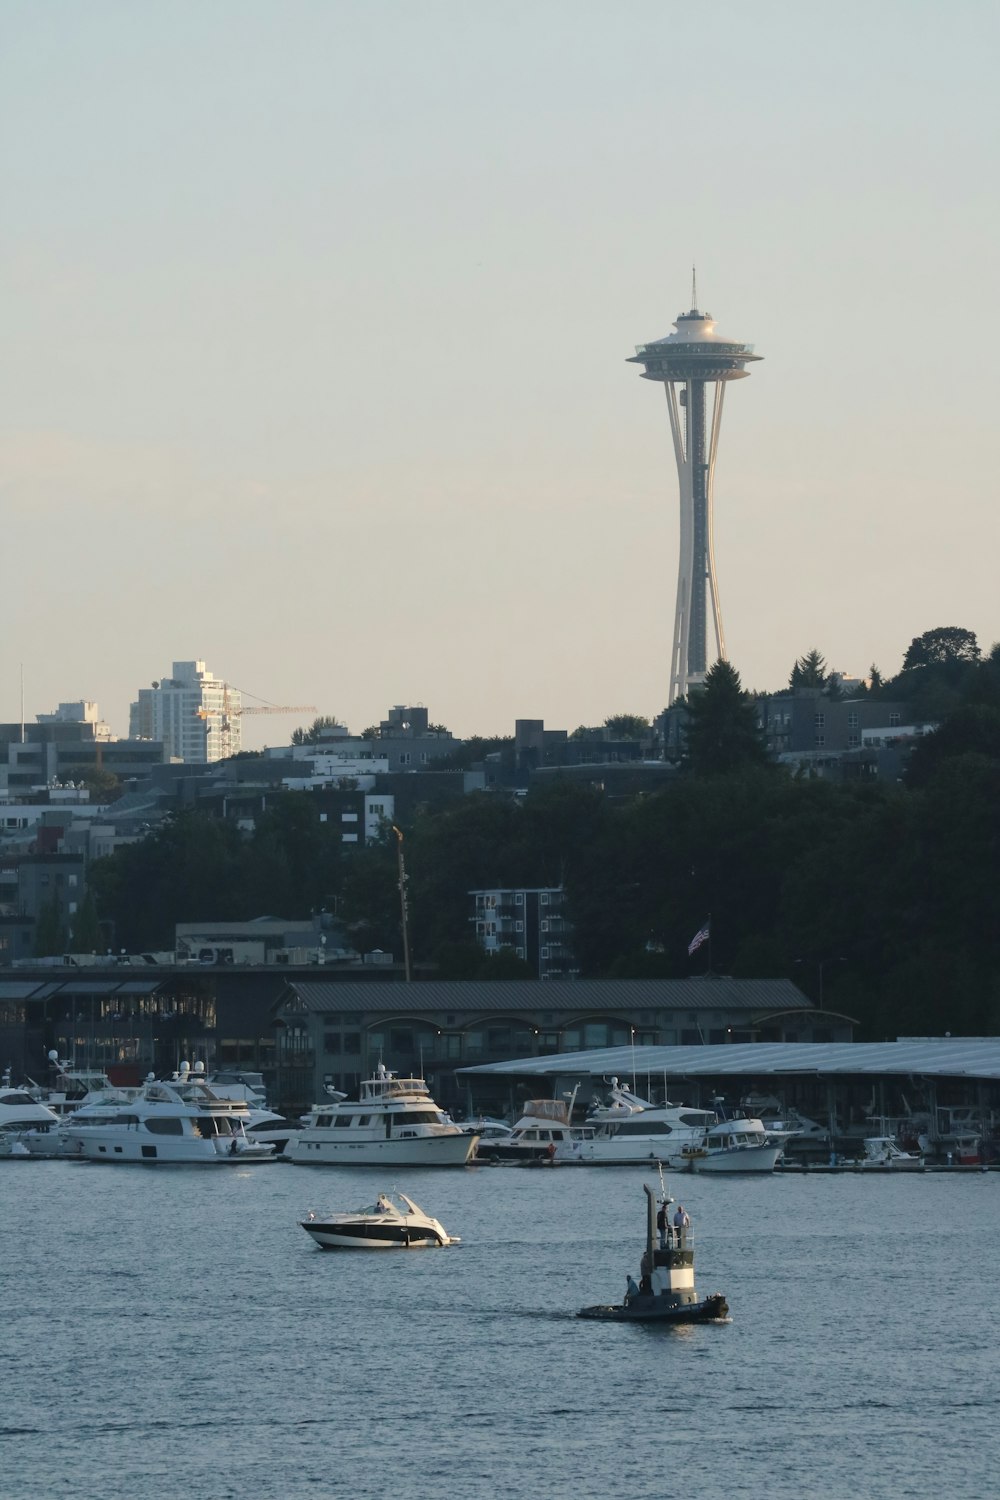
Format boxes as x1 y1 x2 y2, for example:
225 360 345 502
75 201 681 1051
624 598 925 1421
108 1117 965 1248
3 1 998 749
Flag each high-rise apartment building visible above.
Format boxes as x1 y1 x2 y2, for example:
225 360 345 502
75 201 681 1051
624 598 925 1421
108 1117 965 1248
129 661 240 763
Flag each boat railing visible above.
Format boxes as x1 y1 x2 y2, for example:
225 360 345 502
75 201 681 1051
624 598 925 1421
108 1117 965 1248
361 1076 430 1101
657 1226 695 1253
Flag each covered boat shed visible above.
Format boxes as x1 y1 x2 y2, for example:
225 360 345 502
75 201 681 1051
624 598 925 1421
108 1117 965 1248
457 1036 1000 1143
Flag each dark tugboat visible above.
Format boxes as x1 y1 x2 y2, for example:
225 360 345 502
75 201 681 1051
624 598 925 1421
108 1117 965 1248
578 1182 730 1323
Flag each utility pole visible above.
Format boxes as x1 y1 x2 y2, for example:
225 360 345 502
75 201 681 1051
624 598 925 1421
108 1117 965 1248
392 826 412 982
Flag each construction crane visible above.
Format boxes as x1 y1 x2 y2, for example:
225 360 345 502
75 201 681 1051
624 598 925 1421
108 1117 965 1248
195 684 317 757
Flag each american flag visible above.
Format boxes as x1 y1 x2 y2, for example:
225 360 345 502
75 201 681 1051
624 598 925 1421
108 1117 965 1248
687 920 710 957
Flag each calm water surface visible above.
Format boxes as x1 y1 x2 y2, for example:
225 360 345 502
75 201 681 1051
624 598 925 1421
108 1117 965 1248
3 1159 998 1499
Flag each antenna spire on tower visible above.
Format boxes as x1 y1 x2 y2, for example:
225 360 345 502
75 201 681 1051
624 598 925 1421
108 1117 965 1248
691 265 697 312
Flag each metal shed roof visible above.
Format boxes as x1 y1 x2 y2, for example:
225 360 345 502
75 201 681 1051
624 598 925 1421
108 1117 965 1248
279 977 810 1016
0 980 45 1000
458 1038 1000 1082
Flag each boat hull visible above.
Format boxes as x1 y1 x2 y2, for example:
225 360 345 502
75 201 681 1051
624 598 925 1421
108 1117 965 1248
676 1145 782 1173
301 1221 452 1249
65 1135 276 1164
287 1134 477 1167
578 1292 730 1323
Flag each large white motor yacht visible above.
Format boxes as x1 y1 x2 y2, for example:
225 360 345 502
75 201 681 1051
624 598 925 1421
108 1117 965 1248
286 1064 478 1166
0 1073 60 1152
578 1081 720 1165
57 1075 276 1164
168 1061 269 1109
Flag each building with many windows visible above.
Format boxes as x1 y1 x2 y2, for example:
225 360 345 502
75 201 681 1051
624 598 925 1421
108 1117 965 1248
129 661 238 763
270 975 839 1115
470 887 577 978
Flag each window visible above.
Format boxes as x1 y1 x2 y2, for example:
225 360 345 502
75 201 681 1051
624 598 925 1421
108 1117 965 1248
515 893 524 905
889 712 900 728
814 736 825 748
540 892 549 905
515 920 523 932
847 712 859 730
814 712 825 730
343 1033 361 1054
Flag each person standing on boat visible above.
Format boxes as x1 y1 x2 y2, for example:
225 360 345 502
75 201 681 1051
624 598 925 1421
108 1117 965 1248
656 1201 669 1248
673 1204 690 1241
625 1275 639 1305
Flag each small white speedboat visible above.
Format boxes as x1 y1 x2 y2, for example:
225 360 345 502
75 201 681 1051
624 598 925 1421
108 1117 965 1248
300 1191 460 1250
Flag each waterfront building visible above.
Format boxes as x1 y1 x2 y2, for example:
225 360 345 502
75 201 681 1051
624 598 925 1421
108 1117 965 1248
270 975 828 1114
460 1036 1000 1149
629 281 760 705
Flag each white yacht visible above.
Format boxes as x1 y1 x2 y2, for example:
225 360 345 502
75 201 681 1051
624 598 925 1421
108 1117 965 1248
168 1061 269 1109
674 1114 783 1173
29 1052 137 1118
474 1094 595 1164
286 1064 478 1166
861 1135 924 1170
58 1074 277 1164
300 1191 460 1250
578 1081 719 1165
0 1074 60 1152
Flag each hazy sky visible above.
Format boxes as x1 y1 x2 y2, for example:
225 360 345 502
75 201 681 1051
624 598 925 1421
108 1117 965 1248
3 1 998 747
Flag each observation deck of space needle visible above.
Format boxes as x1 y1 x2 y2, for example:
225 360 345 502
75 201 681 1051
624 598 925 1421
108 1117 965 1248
628 272 761 706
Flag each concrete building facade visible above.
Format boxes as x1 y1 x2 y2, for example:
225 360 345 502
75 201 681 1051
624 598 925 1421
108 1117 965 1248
130 660 239 763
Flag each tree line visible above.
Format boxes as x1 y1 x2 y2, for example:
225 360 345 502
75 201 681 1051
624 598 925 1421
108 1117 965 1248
81 626 1000 1039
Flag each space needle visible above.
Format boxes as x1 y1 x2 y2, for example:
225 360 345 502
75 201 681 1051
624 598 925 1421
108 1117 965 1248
629 277 760 704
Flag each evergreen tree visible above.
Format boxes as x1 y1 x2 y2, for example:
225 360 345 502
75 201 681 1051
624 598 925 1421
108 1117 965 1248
683 660 770 776
788 649 829 691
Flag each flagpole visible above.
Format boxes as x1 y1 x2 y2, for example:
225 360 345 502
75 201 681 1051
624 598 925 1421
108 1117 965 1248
705 912 712 977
